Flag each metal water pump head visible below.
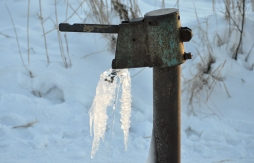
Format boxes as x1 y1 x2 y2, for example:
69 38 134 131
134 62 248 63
59 8 193 163
59 8 192 69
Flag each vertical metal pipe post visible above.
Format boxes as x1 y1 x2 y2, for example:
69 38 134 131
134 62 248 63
153 65 181 163
59 8 192 163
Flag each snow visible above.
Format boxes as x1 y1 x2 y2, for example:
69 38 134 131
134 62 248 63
0 0 254 163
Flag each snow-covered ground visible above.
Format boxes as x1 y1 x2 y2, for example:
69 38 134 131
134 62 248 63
0 0 254 162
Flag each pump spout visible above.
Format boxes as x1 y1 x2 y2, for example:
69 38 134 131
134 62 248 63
59 23 119 34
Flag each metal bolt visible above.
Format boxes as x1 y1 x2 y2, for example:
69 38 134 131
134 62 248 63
184 52 192 60
112 59 116 69
180 27 193 42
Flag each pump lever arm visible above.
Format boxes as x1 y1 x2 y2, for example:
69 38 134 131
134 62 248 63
59 23 119 34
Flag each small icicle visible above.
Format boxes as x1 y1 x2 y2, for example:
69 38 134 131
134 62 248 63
119 69 132 151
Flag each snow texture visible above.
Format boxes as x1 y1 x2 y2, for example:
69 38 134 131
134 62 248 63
0 0 254 162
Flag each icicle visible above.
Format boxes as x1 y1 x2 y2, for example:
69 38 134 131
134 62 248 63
89 69 117 158
119 69 132 151
89 69 132 158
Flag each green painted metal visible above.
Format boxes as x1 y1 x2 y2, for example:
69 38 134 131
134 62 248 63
59 9 192 69
113 20 150 68
145 9 184 68
112 8 185 69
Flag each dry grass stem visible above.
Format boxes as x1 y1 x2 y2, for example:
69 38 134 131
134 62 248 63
174 0 180 9
67 2 83 20
131 68 146 78
64 0 72 67
82 49 108 58
245 43 254 61
55 0 68 68
185 18 229 116
85 0 141 50
64 0 86 23
222 0 246 60
161 0 165 8
112 0 129 21
64 34 71 67
27 0 30 64
40 17 57 36
12 120 38 129
129 0 141 19
5 4 33 78
43 17 56 24
39 0 50 64
0 32 10 38
234 0 245 60
42 27 57 36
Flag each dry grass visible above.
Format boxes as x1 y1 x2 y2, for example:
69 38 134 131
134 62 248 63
213 0 254 68
39 0 50 64
183 52 228 118
7 0 141 71
183 2 232 117
5 4 33 78
161 0 165 8
223 0 245 60
0 32 10 38
86 0 141 50
213 0 247 60
64 0 72 67
37 0 139 65
55 0 68 68
27 0 30 64
245 43 254 61
12 120 38 129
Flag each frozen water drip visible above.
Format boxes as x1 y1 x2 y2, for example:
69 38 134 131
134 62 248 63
89 69 132 158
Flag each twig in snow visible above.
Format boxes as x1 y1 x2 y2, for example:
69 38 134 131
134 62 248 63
12 120 38 129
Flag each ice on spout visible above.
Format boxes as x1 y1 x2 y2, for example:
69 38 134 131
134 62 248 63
89 69 131 158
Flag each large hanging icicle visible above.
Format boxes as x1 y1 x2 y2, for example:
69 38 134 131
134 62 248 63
89 69 132 158
89 69 117 158
119 69 132 151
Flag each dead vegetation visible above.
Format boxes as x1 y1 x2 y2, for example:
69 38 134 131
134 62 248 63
183 2 232 117
183 51 229 118
224 0 246 60
86 0 141 50
12 120 38 129
183 0 254 117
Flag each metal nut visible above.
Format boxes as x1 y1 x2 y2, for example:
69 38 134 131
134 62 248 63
184 52 192 60
180 27 193 42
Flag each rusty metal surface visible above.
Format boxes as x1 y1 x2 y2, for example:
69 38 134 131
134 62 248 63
145 9 184 68
180 27 193 42
112 20 151 69
153 65 181 163
113 8 185 69
59 23 119 33
58 9 192 69
183 52 192 60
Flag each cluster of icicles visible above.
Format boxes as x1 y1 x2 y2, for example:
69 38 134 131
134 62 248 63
89 69 132 158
